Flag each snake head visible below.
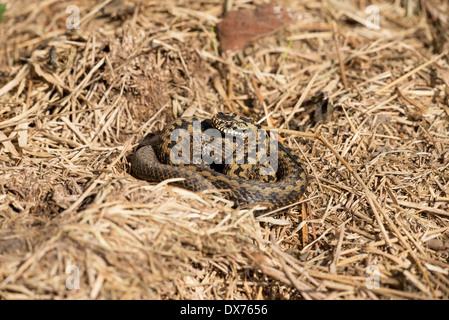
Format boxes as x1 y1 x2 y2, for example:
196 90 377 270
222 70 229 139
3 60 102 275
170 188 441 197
212 112 258 137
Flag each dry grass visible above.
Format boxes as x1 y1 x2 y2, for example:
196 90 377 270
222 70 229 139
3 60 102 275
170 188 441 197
0 0 448 300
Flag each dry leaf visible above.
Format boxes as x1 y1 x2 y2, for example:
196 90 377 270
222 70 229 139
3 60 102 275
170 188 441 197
217 4 300 54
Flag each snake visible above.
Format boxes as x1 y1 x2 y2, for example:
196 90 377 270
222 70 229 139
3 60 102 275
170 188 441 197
131 112 308 212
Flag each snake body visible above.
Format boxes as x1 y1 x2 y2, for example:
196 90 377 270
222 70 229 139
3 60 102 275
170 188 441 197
131 113 308 210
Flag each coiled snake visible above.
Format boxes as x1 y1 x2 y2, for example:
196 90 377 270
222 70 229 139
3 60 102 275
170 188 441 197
131 113 308 211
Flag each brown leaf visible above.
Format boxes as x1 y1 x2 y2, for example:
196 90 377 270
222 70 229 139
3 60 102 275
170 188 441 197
217 4 299 54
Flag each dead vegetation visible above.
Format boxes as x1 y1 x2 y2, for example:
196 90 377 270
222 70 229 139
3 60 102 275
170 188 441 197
0 0 448 300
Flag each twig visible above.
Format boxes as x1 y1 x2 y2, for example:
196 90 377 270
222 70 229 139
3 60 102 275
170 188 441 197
375 51 447 94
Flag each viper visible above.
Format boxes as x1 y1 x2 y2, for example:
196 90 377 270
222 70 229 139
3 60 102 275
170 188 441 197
131 113 308 212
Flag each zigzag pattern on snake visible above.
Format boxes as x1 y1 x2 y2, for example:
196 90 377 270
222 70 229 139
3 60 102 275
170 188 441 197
131 113 308 211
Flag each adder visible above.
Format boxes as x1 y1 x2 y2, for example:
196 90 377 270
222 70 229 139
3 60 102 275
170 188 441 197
131 112 308 211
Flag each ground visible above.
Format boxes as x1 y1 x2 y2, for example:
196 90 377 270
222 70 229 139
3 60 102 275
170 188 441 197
0 0 448 300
